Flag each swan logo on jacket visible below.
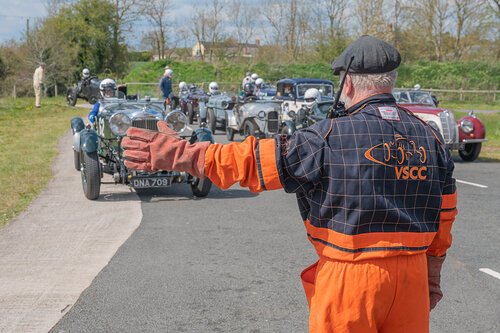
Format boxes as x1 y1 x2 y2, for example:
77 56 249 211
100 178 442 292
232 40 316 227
364 135 428 180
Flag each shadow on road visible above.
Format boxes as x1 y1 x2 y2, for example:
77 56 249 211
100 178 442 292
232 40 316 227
135 185 259 203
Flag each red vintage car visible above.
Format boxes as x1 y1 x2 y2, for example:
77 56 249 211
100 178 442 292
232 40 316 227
393 89 488 161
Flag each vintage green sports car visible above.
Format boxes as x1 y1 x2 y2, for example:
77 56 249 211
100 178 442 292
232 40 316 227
71 96 214 200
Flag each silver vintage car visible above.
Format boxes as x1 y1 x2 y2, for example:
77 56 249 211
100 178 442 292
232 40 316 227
225 98 282 141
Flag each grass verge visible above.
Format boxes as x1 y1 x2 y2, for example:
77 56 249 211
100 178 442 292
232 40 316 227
452 111 500 162
0 97 87 227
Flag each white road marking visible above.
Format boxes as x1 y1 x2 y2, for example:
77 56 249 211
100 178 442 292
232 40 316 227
456 179 488 189
479 268 500 280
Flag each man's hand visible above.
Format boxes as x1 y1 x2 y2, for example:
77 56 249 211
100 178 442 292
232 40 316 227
122 121 210 178
427 254 446 310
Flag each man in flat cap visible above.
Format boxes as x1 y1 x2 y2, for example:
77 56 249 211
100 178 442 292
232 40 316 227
33 62 46 108
122 35 456 332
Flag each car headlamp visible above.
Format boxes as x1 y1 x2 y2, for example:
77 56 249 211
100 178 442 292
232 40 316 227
109 112 132 136
427 120 440 134
288 111 296 119
460 119 474 134
165 110 188 133
258 111 266 119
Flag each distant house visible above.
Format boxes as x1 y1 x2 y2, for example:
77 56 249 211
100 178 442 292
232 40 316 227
192 40 260 58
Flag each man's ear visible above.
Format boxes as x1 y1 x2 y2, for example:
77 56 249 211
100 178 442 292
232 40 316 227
344 74 353 96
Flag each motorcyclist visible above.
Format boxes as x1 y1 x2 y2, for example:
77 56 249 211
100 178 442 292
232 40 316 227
254 78 264 96
179 81 188 98
297 88 322 124
88 78 117 123
208 81 219 95
242 71 252 89
251 73 258 83
198 82 219 124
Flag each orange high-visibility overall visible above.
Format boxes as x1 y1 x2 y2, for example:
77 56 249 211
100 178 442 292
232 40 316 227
203 94 457 332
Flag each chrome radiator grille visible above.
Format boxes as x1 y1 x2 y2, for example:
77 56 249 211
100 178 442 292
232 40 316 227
132 118 159 131
267 111 279 133
438 111 457 144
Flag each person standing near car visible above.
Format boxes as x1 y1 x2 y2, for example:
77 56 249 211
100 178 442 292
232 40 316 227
122 35 457 332
33 62 45 108
160 69 173 110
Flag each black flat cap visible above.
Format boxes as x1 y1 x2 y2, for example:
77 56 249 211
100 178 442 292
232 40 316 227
330 35 401 75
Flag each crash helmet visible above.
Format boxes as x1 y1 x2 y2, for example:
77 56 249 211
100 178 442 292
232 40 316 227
82 68 90 79
179 81 188 91
165 69 173 78
209 81 219 93
189 84 197 91
99 78 117 98
304 88 321 108
251 73 258 82
413 84 421 90
165 65 170 70
255 78 264 88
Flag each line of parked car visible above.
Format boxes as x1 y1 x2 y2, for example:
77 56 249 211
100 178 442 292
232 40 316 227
67 76 488 200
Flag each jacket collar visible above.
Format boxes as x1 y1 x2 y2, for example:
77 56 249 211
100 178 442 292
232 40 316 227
344 93 396 114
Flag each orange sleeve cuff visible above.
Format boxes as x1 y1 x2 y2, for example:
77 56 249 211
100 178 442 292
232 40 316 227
204 136 263 193
257 139 283 191
427 191 457 257
203 137 283 193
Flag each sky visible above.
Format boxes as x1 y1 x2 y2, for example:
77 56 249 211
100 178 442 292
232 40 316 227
0 0 267 49
0 0 47 43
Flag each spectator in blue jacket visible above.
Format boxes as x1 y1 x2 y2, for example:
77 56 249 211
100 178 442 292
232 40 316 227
159 69 173 102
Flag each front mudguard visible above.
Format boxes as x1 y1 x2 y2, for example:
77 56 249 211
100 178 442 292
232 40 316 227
71 117 85 152
71 117 85 134
80 129 99 153
458 114 486 142
192 127 214 144
283 120 296 134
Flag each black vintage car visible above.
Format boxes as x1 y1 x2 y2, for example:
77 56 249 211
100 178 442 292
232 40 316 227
70 96 214 200
66 77 101 106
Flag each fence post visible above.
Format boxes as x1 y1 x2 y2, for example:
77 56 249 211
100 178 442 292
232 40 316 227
54 84 58 97
459 89 463 101
13 85 16 99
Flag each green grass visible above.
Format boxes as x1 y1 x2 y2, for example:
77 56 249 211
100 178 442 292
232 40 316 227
441 102 500 112
0 97 87 227
452 111 500 161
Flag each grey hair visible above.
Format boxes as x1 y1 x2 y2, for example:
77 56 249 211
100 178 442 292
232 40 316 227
341 70 398 92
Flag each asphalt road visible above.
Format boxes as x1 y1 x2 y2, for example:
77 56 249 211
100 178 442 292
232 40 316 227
50 128 499 333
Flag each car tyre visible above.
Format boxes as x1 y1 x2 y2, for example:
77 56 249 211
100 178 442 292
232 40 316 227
66 87 77 106
191 176 212 197
226 127 235 141
459 143 481 161
207 108 216 134
187 103 195 124
81 151 101 200
73 150 81 171
244 121 256 138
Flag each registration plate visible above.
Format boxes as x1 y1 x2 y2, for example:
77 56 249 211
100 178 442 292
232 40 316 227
131 177 171 188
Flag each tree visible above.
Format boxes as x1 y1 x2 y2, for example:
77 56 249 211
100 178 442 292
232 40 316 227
355 0 391 39
408 0 451 61
142 0 173 60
